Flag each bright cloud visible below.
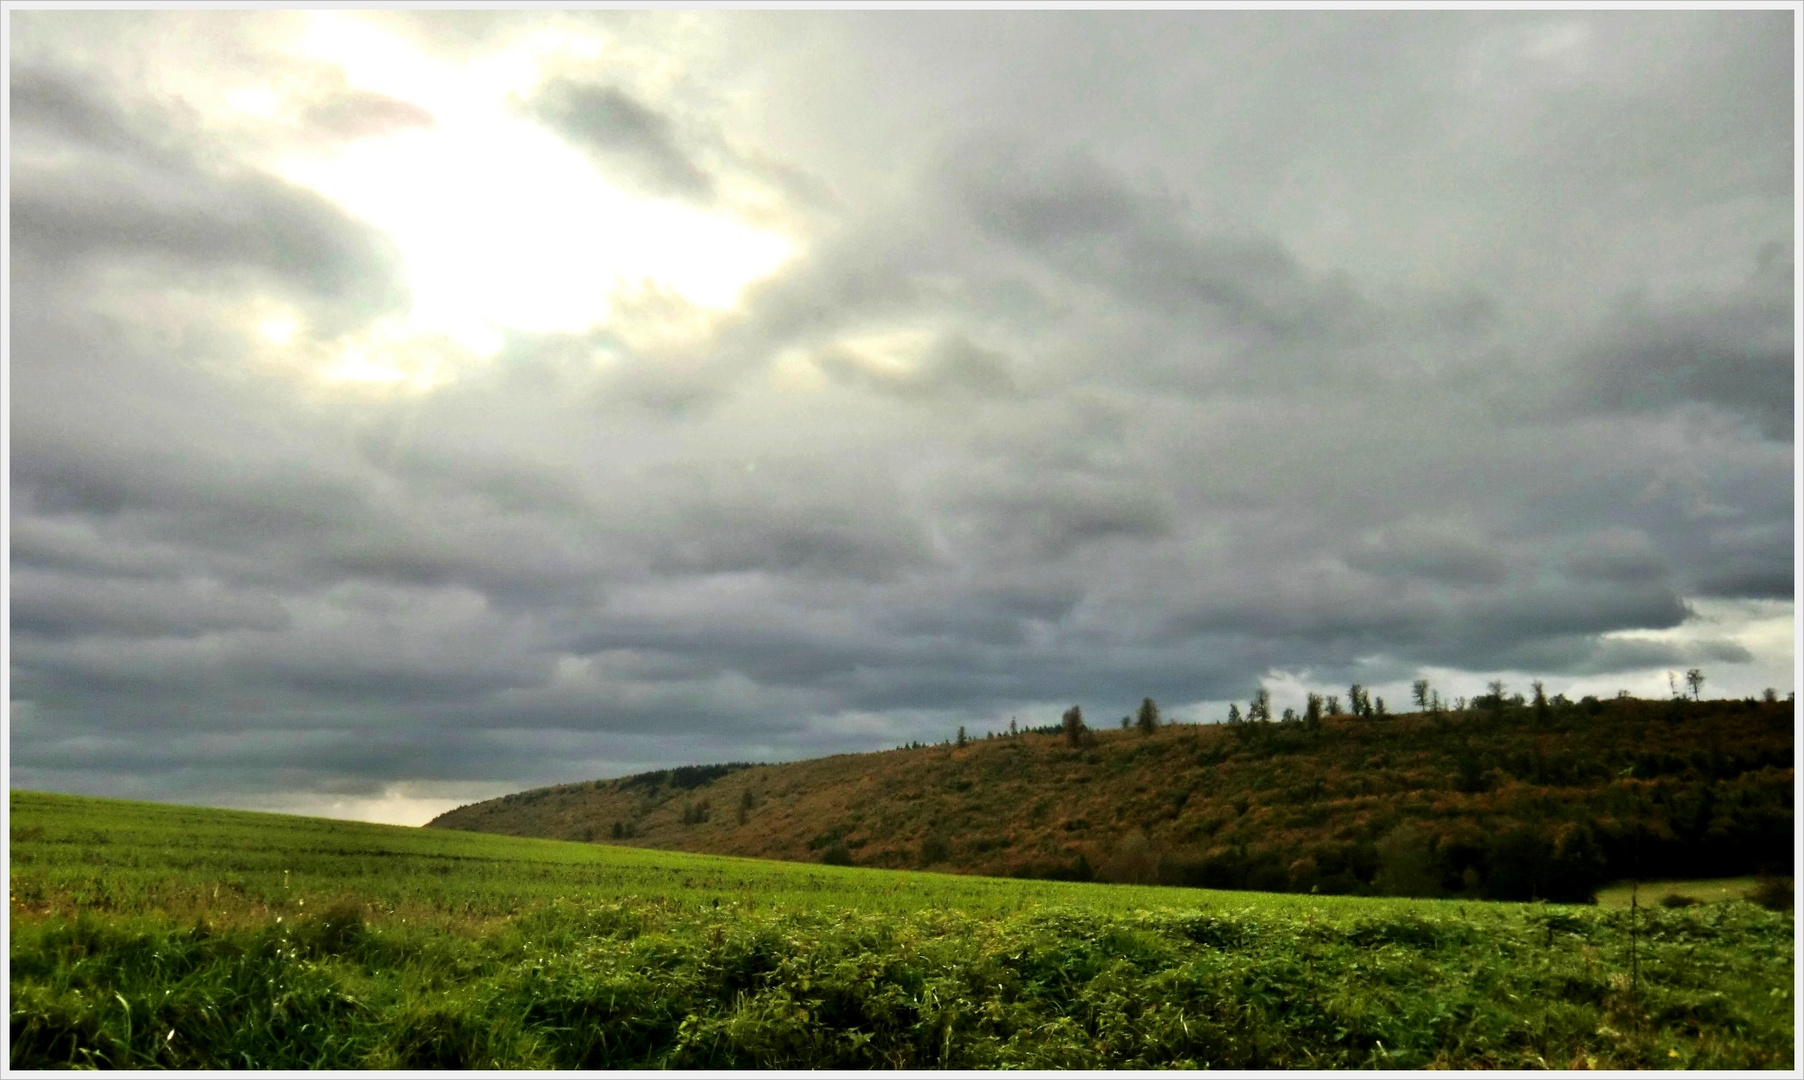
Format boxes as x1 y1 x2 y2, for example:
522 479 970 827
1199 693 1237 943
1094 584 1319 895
279 13 793 359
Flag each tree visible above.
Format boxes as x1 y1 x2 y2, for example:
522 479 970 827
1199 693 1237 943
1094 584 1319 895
1348 684 1365 718
1250 688 1272 723
1227 702 1242 724
1136 696 1161 735
1532 680 1549 721
1762 687 1778 703
1009 717 1018 737
1486 679 1507 708
956 725 968 748
1304 692 1323 729
1325 695 1342 716
1374 696 1386 717
1685 668 1704 701
1061 705 1087 747
1412 679 1431 712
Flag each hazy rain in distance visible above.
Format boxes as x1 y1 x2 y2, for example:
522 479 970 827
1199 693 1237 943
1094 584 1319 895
8 10 1795 824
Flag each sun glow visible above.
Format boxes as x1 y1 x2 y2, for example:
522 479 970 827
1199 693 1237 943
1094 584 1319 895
270 13 793 378
257 316 299 346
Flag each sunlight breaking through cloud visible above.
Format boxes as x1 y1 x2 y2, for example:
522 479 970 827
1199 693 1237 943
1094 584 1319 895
278 12 793 368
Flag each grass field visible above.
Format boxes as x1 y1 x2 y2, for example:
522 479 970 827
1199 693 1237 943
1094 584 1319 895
1594 878 1761 909
9 790 1796 1069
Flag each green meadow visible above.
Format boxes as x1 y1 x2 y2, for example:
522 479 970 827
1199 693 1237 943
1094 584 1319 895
1594 878 1761 909
9 790 1795 1069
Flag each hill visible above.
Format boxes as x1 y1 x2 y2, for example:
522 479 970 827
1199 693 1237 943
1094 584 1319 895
428 695 1794 902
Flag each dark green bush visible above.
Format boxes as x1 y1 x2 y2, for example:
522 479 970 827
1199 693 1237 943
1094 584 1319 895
1749 876 1793 911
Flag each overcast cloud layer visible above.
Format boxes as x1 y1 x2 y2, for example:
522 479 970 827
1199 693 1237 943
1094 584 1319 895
8 10 1796 824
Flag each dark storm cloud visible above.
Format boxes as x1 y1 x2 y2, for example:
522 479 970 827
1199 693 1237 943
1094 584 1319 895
1567 636 1753 676
1572 252 1794 439
954 143 1375 345
7 11 1794 819
1561 528 1670 586
1344 522 1511 588
9 571 291 641
1689 524 1796 601
522 78 715 201
948 470 1174 563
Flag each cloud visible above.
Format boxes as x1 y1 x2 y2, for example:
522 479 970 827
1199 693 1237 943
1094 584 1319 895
521 78 715 201
9 571 291 641
1561 528 1669 586
815 332 1018 401
10 65 410 332
1570 250 1794 439
7 10 1793 821
1345 520 1511 587
10 64 162 157
1574 636 1753 674
301 88 436 141
952 142 1377 346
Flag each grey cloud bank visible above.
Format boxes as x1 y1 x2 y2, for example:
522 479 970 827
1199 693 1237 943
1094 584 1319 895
7 10 1794 824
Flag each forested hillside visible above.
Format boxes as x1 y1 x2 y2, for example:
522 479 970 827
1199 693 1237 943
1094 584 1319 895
429 696 1793 902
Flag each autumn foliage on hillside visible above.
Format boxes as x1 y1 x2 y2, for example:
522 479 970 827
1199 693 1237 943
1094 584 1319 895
428 696 1793 903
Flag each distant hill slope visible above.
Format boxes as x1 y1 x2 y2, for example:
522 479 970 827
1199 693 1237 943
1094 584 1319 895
428 697 1794 902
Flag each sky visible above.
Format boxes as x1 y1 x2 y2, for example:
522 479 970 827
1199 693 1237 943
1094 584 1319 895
7 8 1797 826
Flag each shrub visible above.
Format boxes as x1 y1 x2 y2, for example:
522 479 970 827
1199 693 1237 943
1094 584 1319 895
1749 876 1793 911
1097 830 1159 884
1373 823 1441 898
806 827 847 851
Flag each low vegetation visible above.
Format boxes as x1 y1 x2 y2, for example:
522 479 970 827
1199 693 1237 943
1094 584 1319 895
10 791 1795 1069
1594 877 1776 910
431 695 1793 903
